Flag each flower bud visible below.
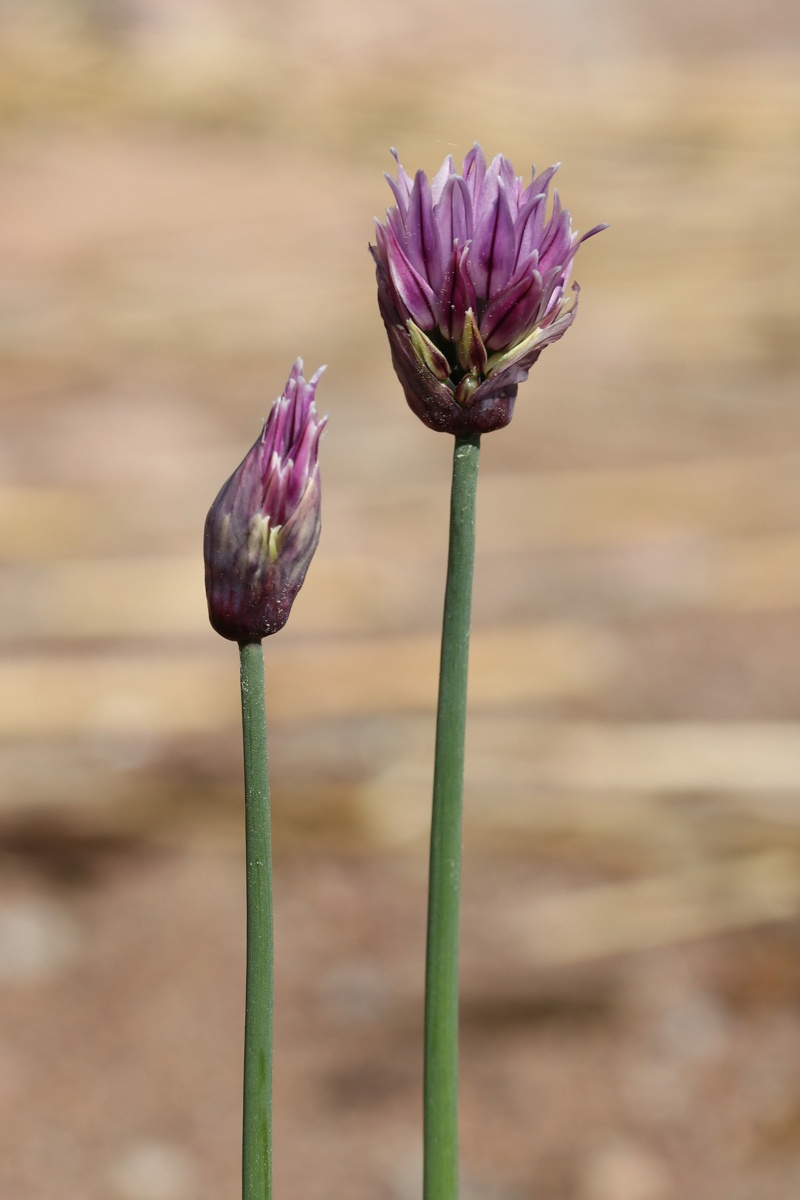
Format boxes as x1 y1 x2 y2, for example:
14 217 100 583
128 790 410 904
371 145 606 435
204 360 326 643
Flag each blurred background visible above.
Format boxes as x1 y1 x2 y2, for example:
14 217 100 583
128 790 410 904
1 0 800 1197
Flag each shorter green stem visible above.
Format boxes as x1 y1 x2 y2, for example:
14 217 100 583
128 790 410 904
239 640 273 1200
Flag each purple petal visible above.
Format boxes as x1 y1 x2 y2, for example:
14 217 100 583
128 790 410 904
389 148 414 204
431 154 455 203
496 156 520 213
529 284 579 345
252 360 326 523
385 224 438 329
290 399 326 480
222 435 265 534
260 464 284 524
539 216 573 275
438 243 477 341
469 178 516 300
473 154 502 226
513 192 547 266
462 143 487 209
575 223 609 245
434 174 473 253
384 172 410 217
260 398 288 466
538 284 566 326
372 220 391 272
524 164 559 205
406 170 443 291
484 283 579 389
539 191 565 255
479 268 544 351
385 202 408 248
543 245 578 299
535 264 570 323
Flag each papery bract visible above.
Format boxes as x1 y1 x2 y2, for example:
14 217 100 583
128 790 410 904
204 359 326 643
371 145 607 434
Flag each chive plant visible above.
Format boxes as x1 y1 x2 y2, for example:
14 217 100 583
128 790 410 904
372 144 605 1199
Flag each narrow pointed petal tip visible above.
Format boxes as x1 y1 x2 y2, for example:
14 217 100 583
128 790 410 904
204 361 326 643
371 144 604 434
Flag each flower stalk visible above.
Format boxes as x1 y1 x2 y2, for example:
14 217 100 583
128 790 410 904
424 432 481 1200
204 360 325 1200
372 142 604 1200
239 639 274 1200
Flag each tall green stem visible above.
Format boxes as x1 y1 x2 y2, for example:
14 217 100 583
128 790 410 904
239 640 273 1200
424 432 481 1200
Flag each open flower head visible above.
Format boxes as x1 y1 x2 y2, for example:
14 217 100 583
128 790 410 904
372 144 606 434
204 360 326 643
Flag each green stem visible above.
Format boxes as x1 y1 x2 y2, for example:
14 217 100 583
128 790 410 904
424 432 481 1200
239 640 273 1200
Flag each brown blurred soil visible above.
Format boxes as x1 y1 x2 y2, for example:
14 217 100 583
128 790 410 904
1 9 800 1198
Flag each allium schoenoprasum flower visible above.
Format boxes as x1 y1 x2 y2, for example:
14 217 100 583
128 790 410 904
204 359 326 643
371 144 607 434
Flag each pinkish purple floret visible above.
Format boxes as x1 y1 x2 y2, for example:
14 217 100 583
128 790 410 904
372 144 606 435
204 359 326 643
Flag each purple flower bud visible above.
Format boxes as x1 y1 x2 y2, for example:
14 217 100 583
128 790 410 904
371 144 607 435
204 360 326 643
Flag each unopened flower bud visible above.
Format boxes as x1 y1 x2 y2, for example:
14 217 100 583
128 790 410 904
204 360 326 643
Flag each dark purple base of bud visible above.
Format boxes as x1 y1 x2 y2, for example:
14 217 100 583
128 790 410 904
376 264 526 435
384 320 518 435
204 566 308 643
